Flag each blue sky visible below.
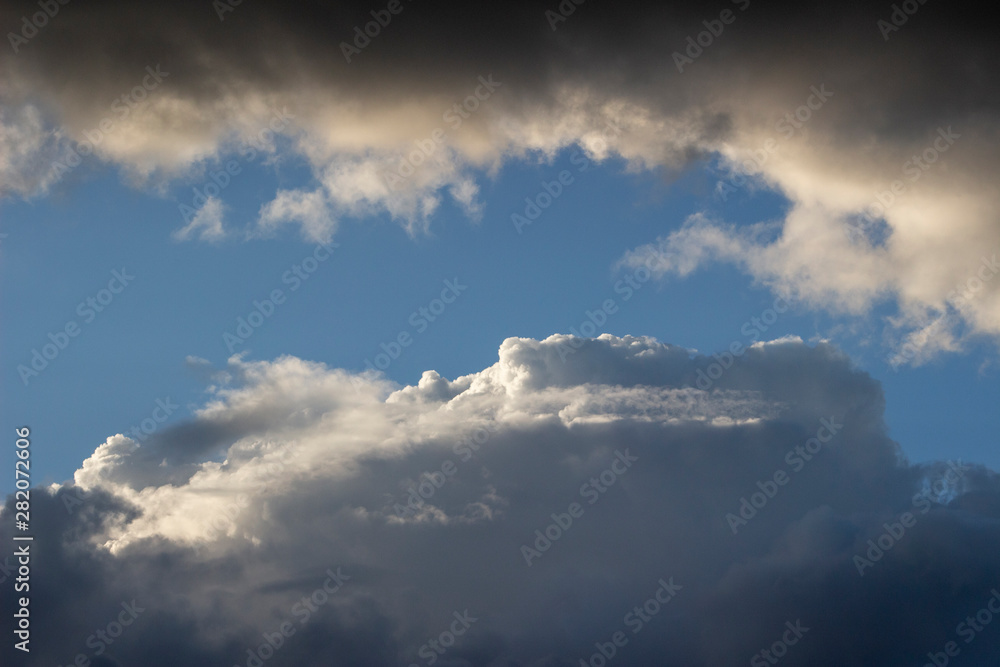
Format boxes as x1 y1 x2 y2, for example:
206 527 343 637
3 148 998 497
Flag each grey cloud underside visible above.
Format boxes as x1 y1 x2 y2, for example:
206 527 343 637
2 335 1000 665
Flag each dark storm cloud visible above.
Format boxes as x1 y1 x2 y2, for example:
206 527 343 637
0 0 993 99
2 0 997 189
3 336 1000 665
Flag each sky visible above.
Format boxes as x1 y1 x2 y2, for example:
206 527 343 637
1 0 999 665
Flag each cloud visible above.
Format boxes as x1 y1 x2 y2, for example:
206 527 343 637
3 335 1000 665
620 201 1000 364
0 103 67 197
173 196 227 242
257 188 336 243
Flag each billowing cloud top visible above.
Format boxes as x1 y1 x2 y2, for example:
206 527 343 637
3 335 999 665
